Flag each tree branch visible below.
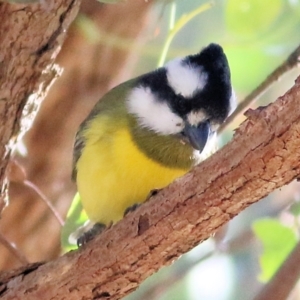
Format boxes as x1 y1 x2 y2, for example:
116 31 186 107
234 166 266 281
0 73 300 299
219 43 300 132
0 0 80 209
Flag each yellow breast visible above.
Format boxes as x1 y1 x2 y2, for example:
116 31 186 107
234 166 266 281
76 125 189 224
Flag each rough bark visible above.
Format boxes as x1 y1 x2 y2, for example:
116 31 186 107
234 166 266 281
0 0 152 270
0 0 81 269
0 74 300 299
0 0 80 210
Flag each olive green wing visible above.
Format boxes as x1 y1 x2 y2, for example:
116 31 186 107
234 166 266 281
71 79 137 181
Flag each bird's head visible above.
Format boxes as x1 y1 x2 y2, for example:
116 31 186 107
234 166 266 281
126 43 235 153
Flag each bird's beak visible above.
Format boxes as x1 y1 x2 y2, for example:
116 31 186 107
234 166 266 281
183 121 210 152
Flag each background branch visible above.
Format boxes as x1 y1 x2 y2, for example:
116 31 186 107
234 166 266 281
219 43 300 132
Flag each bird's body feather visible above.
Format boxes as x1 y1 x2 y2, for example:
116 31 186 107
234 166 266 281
75 80 197 224
76 123 190 224
71 44 235 236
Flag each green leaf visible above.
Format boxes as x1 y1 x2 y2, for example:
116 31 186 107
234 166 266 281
226 0 283 40
61 193 89 252
252 218 297 282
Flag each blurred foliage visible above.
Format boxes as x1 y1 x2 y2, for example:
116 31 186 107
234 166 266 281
226 0 283 39
224 0 300 92
62 0 300 299
61 193 86 251
252 218 297 282
157 2 213 66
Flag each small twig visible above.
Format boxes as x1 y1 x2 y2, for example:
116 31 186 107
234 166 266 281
23 180 65 226
7 160 65 227
157 1 213 67
0 231 28 265
253 240 300 300
219 44 300 133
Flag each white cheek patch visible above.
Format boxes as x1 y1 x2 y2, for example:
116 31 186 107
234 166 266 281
187 110 207 126
127 86 184 135
166 58 208 98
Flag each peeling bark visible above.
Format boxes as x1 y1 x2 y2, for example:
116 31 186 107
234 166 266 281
0 75 300 299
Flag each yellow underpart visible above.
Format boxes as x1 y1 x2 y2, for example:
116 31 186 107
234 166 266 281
76 123 188 225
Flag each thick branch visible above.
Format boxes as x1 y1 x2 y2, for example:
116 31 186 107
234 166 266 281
0 0 80 204
0 76 300 299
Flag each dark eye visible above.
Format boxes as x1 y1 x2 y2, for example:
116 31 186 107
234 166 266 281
172 96 190 116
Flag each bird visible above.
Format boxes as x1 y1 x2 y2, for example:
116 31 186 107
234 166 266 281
71 43 235 245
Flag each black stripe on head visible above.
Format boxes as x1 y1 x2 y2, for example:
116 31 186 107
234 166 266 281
136 43 233 125
137 68 192 117
183 44 233 123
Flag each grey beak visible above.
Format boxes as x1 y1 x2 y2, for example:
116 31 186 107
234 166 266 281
183 121 210 152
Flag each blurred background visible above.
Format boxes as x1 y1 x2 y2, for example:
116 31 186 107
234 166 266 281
2 0 300 299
